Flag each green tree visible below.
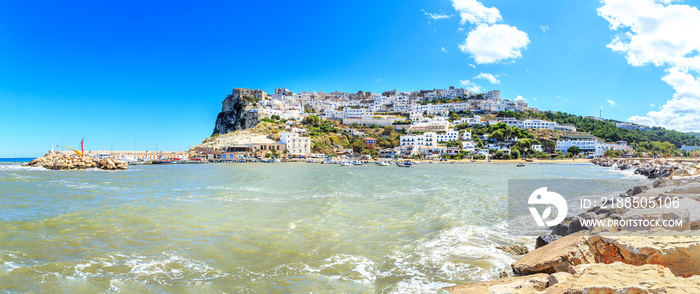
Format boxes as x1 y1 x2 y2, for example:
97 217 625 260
511 149 520 159
382 125 394 136
567 146 581 155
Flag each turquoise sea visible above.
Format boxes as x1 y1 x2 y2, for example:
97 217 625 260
0 161 646 293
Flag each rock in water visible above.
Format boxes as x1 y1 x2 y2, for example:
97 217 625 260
496 245 529 255
22 153 128 170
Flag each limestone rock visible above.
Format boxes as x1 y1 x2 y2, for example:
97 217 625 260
443 273 549 294
22 153 127 170
535 235 561 249
546 262 700 293
588 235 700 277
512 235 596 275
497 245 529 255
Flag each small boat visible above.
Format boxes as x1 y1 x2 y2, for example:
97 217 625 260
396 161 413 168
524 159 533 162
517 163 525 167
340 162 353 166
353 160 363 165
376 161 390 166
151 159 171 164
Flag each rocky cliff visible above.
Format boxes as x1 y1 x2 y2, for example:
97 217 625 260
212 92 260 136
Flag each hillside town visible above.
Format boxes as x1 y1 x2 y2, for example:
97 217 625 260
192 86 688 161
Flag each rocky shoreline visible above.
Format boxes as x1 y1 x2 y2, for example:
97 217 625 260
446 159 700 293
22 152 128 170
591 157 700 178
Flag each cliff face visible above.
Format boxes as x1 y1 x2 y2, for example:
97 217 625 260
212 93 260 135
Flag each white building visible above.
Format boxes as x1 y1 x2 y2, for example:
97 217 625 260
681 145 700 152
461 141 477 151
616 122 649 131
436 130 460 142
460 131 472 141
280 132 311 157
556 135 599 154
344 108 373 119
400 132 437 147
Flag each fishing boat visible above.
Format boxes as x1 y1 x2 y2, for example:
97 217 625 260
396 160 413 167
353 160 363 165
517 163 525 167
339 161 353 166
376 161 390 166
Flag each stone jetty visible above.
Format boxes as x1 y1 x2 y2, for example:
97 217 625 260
446 159 700 293
23 152 128 170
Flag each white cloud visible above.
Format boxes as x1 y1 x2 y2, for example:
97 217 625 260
459 24 530 64
599 0 700 131
607 99 618 106
460 80 483 93
650 103 656 107
474 72 500 84
453 0 530 65
555 96 560 100
540 25 550 33
468 63 477 68
628 68 700 131
515 95 526 102
375 78 382 83
441 47 448 53
452 0 501 25
421 9 453 20
533 97 538 101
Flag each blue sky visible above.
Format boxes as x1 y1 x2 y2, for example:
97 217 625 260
1 0 699 157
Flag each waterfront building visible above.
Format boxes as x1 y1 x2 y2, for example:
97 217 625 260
400 132 437 147
280 132 311 157
556 135 599 154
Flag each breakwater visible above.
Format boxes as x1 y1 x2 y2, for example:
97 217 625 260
22 152 127 170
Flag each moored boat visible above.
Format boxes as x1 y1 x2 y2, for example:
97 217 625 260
396 160 413 167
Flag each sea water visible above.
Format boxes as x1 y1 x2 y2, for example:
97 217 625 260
0 161 646 293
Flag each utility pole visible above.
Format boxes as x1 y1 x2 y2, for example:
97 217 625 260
61 139 64 153
111 143 113 156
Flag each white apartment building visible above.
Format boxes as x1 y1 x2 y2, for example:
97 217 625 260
280 132 311 157
343 108 373 119
461 141 477 151
485 90 500 100
681 145 700 152
556 135 599 154
400 132 437 147
436 130 460 142
616 122 649 131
